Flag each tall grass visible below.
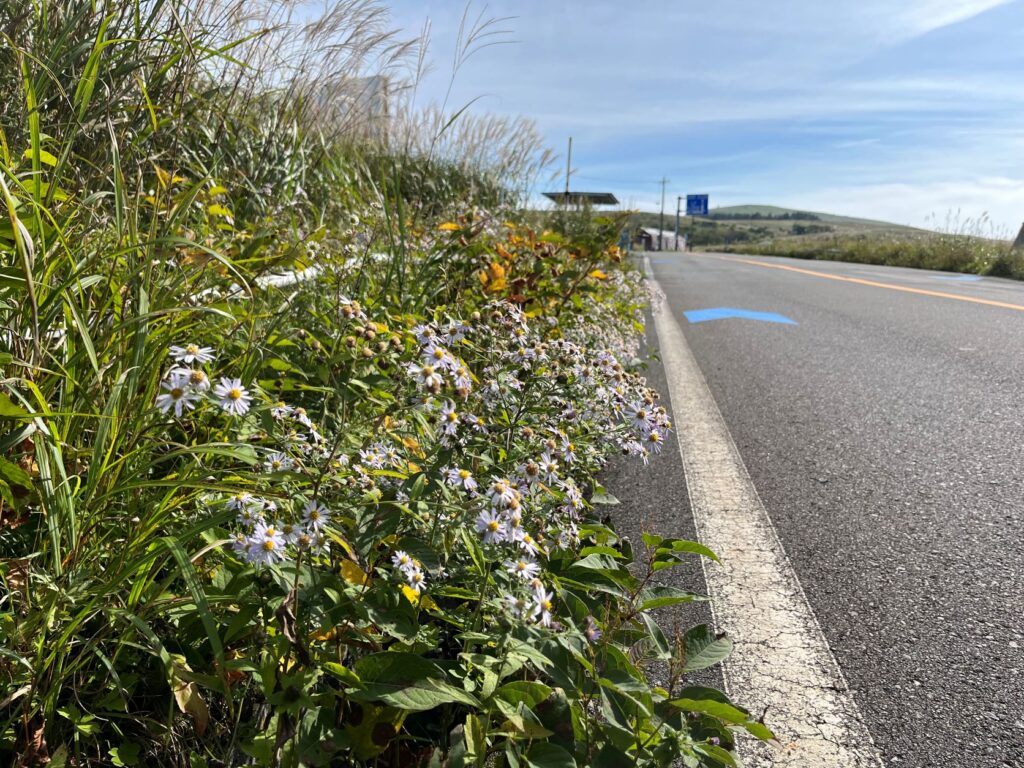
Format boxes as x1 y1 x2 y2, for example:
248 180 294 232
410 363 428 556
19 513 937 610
0 0 547 761
721 211 1024 278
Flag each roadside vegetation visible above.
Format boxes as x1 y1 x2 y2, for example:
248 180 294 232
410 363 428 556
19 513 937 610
721 230 1024 278
0 1 769 766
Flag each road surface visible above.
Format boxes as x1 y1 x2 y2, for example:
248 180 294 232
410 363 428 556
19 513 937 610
609 252 1024 767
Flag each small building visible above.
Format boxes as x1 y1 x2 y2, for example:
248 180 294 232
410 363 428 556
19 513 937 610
635 227 683 252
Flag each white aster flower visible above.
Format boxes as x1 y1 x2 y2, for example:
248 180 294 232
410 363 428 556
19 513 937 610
406 566 426 594
246 522 287 565
505 556 540 581
270 401 294 419
531 585 555 627
170 366 211 392
445 467 478 492
213 377 252 416
169 343 216 364
302 500 330 532
156 373 200 417
506 593 529 619
392 550 417 572
476 509 507 544
409 362 444 391
439 401 460 436
279 520 303 545
263 452 293 473
487 479 518 509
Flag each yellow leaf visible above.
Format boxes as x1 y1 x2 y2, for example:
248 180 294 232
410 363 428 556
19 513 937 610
170 663 210 736
487 277 506 293
208 184 228 196
407 461 422 474
326 531 357 560
340 560 370 586
488 262 506 280
589 269 608 280
22 148 58 167
401 586 437 610
207 203 233 218
383 415 394 430
478 270 488 285
310 625 338 642
437 222 460 231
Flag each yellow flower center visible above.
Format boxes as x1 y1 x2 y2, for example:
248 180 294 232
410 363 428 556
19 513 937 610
228 388 241 401
170 387 184 399
190 371 206 385
186 344 199 355
459 469 471 479
487 521 500 532
446 412 458 422
262 540 275 551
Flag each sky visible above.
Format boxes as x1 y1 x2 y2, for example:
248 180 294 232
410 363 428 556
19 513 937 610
384 0 1024 233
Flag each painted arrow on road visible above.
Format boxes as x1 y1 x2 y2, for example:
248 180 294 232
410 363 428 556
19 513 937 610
684 307 798 325
931 274 983 282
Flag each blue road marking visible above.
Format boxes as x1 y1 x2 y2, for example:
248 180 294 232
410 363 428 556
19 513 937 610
684 307 798 325
931 275 983 282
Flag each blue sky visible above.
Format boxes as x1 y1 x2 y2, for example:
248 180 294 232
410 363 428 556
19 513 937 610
386 0 1024 233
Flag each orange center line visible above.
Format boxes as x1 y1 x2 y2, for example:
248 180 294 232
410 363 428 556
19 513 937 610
712 255 1024 313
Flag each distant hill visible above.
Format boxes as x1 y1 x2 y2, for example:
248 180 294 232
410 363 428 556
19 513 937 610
624 204 925 249
710 205 922 233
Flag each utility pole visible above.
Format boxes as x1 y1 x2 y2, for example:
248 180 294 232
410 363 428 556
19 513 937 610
675 195 682 251
564 137 573 202
658 177 668 251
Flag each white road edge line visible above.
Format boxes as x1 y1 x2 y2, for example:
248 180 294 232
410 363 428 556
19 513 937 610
645 257 884 767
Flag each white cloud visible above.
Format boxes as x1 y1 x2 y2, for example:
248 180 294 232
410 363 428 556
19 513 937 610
892 0 1014 37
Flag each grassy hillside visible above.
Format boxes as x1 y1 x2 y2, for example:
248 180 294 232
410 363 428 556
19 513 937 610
625 204 1023 277
710 204 922 232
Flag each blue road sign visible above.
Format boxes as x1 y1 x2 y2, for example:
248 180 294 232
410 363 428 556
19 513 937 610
686 194 709 216
684 307 797 325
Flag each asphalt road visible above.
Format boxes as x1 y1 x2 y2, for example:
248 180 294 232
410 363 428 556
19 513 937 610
631 252 1024 767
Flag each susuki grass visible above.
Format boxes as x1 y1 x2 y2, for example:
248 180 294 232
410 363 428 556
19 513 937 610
0 1 770 766
722 211 1024 278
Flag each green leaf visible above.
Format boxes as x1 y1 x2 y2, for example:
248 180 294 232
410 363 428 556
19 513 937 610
351 652 480 712
670 697 773 741
694 743 739 766
652 538 719 569
0 456 32 490
590 491 619 505
496 681 552 709
524 742 576 768
682 625 733 672
638 585 705 611
0 392 29 418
